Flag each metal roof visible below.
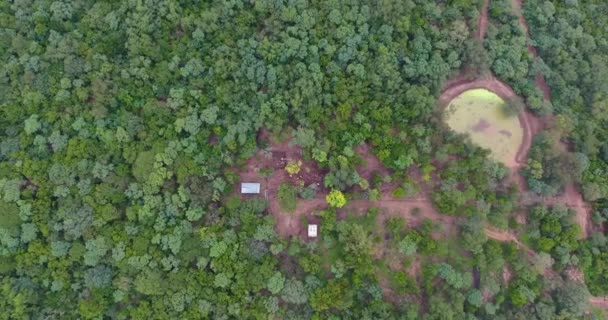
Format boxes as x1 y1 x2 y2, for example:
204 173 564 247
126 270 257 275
308 224 318 237
241 183 260 194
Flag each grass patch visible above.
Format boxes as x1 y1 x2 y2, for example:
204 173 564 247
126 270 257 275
277 183 297 212
445 88 523 164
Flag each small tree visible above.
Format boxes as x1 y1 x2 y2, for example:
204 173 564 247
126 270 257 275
285 160 302 175
267 272 285 295
326 190 347 208
502 97 524 117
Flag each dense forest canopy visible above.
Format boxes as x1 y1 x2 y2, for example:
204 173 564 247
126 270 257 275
0 0 606 319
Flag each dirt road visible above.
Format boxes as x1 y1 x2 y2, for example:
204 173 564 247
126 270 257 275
590 296 608 310
509 0 591 237
478 0 490 40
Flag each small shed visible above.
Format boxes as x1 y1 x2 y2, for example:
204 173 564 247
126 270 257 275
308 224 318 238
241 183 261 194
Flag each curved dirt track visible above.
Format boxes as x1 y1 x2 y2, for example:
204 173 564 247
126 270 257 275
510 0 591 238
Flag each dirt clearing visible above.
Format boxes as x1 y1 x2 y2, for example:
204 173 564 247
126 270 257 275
238 130 326 237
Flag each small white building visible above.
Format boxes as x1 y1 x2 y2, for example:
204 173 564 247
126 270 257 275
308 224 318 238
241 183 260 194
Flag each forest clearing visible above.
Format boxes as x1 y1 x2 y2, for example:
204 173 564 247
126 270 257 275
444 88 523 165
1 0 607 318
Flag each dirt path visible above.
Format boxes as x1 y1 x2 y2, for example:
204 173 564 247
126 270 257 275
546 184 593 237
511 0 551 100
484 227 537 257
590 297 608 310
354 144 390 182
485 227 608 310
509 0 592 237
477 0 490 40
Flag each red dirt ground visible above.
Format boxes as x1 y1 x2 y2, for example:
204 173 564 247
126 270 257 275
471 118 491 132
590 296 608 310
274 197 457 240
477 0 490 40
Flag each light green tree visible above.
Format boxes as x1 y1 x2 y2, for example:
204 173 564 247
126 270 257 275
326 189 347 208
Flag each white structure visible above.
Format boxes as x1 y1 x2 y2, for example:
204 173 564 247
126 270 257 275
308 224 318 238
241 183 261 194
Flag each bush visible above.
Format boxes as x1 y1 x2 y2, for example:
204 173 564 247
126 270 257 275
326 190 347 208
502 97 524 117
392 187 406 199
277 184 297 212
285 160 302 175
298 184 317 200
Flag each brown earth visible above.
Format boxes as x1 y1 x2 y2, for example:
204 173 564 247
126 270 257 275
274 197 457 240
546 184 593 238
238 129 327 238
484 227 536 257
471 118 491 132
589 296 608 310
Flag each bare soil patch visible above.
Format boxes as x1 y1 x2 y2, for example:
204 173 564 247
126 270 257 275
407 258 422 279
354 144 390 182
499 129 512 138
589 296 608 310
485 227 536 258
471 118 491 132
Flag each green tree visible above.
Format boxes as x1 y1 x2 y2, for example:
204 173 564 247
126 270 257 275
267 272 285 295
326 189 347 208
